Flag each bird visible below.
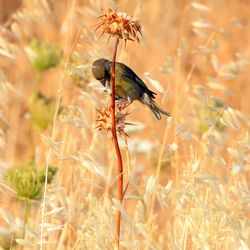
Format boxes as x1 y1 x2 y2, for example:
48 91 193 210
92 58 171 120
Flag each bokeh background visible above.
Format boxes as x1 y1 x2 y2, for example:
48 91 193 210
0 0 250 249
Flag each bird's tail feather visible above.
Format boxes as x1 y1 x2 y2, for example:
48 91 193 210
140 93 171 120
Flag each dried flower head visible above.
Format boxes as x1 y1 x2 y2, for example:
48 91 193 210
94 8 142 43
96 106 129 135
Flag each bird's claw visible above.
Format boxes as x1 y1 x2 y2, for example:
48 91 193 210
116 101 130 111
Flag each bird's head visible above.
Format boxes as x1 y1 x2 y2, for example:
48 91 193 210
92 58 110 85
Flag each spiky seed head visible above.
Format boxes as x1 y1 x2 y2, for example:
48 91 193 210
94 8 142 44
95 106 129 136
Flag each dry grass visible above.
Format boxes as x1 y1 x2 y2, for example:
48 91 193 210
0 0 250 249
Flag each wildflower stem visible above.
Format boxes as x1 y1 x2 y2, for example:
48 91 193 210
110 37 123 249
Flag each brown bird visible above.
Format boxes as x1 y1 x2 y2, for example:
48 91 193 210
92 58 171 119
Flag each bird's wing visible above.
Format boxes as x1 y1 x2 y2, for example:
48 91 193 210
117 62 156 99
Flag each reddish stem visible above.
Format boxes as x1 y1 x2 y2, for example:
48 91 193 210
111 38 123 249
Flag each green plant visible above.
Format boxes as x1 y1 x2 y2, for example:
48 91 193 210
29 91 56 131
5 161 57 199
26 39 62 71
197 97 226 133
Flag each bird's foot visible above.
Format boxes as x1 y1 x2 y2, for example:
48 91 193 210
116 101 130 111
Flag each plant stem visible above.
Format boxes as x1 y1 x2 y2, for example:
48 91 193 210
111 38 123 250
23 199 31 239
30 71 41 159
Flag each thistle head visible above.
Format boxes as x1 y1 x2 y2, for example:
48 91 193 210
94 8 142 44
95 106 129 136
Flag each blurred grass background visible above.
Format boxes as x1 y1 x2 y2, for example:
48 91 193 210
0 0 250 249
